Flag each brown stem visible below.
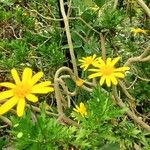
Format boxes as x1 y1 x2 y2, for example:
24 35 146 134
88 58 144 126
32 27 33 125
137 0 150 17
0 116 12 126
113 0 119 10
118 80 135 101
124 46 150 66
26 104 59 117
100 33 106 62
54 67 76 115
57 114 80 128
112 86 150 132
59 0 78 78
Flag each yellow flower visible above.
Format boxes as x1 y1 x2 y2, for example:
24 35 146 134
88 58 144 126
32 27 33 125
90 5 99 11
75 79 84 87
45 103 50 110
79 54 99 71
73 102 87 117
0 68 54 117
88 57 130 87
131 28 147 36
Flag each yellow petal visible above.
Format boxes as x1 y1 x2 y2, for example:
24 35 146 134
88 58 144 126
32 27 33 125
88 68 100 72
91 54 96 61
92 54 97 59
111 57 121 65
110 76 118 85
22 68 32 83
0 97 18 115
30 71 43 85
31 81 52 89
73 108 79 113
31 87 54 94
0 90 13 101
106 58 112 65
26 94 38 102
11 68 20 84
100 76 106 86
97 57 105 65
79 59 86 62
80 65 88 71
17 98 25 117
88 72 102 79
76 79 84 87
0 82 16 88
106 77 111 87
113 72 125 78
80 102 85 109
115 67 130 72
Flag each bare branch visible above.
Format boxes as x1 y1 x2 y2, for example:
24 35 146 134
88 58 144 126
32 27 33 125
112 86 150 132
60 0 78 78
137 0 150 17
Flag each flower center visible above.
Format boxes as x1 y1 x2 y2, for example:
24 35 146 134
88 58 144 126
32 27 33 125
79 108 87 116
101 65 114 76
13 83 31 98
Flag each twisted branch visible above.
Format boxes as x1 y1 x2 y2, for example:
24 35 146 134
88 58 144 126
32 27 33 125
137 0 150 17
112 86 150 132
124 46 150 66
60 0 78 78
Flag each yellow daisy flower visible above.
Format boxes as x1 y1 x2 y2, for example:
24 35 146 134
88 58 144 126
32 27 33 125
73 102 87 117
75 79 85 87
88 57 130 87
131 28 147 36
0 68 54 117
79 54 99 71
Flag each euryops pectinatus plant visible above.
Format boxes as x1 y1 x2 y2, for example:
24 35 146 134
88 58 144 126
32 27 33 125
0 0 150 149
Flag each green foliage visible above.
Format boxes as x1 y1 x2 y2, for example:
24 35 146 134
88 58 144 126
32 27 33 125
36 43 65 68
0 0 150 149
10 109 90 150
8 87 149 149
94 0 106 7
0 0 64 75
72 86 150 149
97 9 124 30
0 40 29 69
0 137 7 149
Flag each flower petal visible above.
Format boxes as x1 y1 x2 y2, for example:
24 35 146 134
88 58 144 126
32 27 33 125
106 76 111 87
115 67 130 72
80 65 88 71
30 71 43 85
0 90 13 101
92 54 97 59
97 58 105 65
79 59 86 63
0 82 16 88
73 108 79 113
22 68 32 83
92 61 102 68
106 58 112 65
113 72 125 78
17 98 25 117
0 97 18 115
100 76 106 86
31 81 52 89
88 72 102 79
31 87 54 94
26 94 38 102
110 76 118 85
11 68 20 84
111 57 121 65
88 68 100 72
80 102 85 109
